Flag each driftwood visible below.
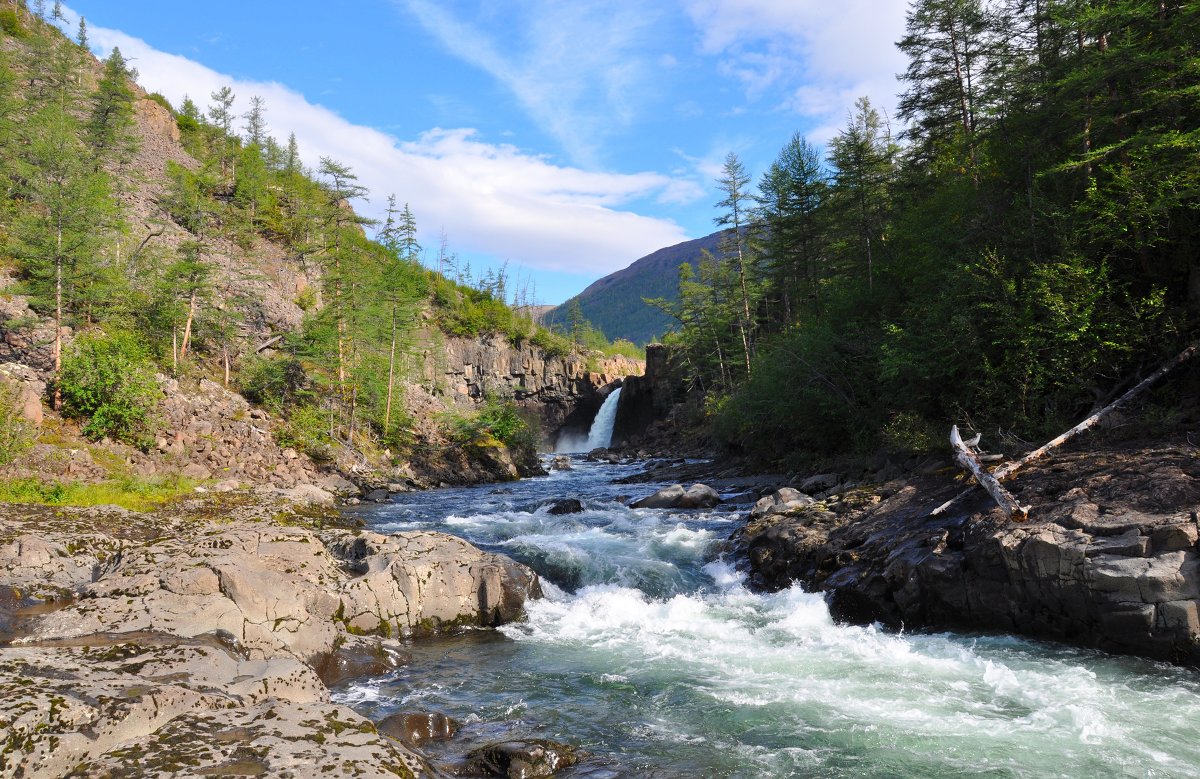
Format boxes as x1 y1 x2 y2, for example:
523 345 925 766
933 342 1198 518
255 335 284 353
951 425 1030 521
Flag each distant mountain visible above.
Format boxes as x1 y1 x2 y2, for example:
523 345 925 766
545 230 726 345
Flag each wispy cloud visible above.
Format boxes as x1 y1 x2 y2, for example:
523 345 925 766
399 0 663 168
682 0 908 142
79 22 692 276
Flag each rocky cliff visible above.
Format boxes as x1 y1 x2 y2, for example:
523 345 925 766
731 440 1200 664
416 331 642 440
612 343 688 449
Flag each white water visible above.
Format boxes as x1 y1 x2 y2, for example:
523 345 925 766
585 387 622 450
345 459 1200 777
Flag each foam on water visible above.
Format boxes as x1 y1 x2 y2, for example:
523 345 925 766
346 459 1200 777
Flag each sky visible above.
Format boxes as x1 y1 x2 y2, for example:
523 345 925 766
60 1 908 305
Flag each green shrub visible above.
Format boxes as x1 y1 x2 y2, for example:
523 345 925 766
0 474 196 511
238 355 310 413
0 383 34 466
145 92 173 114
60 330 160 448
0 9 25 38
443 397 539 452
276 404 333 461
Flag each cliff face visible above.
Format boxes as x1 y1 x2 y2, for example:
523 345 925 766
416 332 643 440
612 343 683 447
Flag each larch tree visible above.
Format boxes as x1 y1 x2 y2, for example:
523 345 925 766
713 151 756 377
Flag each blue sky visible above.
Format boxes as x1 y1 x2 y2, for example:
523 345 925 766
62 1 907 304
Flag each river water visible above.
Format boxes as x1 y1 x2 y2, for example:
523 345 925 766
339 457 1200 777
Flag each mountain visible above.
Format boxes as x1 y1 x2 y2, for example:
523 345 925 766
543 230 726 345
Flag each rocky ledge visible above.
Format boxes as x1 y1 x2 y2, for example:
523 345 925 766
0 495 542 777
731 441 1200 665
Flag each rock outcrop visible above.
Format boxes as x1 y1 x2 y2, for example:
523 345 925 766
731 442 1200 664
0 495 542 775
419 332 642 436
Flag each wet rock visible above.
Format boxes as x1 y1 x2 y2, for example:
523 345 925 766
376 711 460 747
365 488 390 503
314 635 411 688
679 483 720 509
466 739 582 778
551 455 572 471
630 484 685 509
630 483 719 509
732 443 1200 665
542 498 584 515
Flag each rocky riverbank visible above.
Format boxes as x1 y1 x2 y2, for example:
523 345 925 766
729 438 1200 665
0 493 542 777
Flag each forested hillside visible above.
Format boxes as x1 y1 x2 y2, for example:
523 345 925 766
543 231 724 345
0 3 630 484
655 0 1199 466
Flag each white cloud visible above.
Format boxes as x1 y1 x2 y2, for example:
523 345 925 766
399 0 662 168
682 0 908 136
82 23 692 276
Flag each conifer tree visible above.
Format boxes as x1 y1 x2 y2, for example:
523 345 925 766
243 96 267 148
713 151 756 377
87 47 139 165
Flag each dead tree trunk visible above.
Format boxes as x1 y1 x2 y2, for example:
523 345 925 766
951 425 1030 521
932 343 1198 517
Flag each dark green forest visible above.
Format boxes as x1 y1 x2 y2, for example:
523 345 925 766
653 0 1199 465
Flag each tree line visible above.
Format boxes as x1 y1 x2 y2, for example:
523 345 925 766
652 0 1199 464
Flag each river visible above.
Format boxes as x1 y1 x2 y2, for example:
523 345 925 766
338 457 1200 777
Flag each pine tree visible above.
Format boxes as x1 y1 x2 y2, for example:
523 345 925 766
75 17 88 49
207 86 236 175
897 0 990 167
51 1 63 22
756 133 827 322
243 95 267 148
87 48 139 165
10 104 120 408
713 151 756 377
827 97 896 291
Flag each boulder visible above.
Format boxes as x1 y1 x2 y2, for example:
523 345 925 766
542 498 583 515
376 711 460 747
798 473 841 493
280 483 336 507
630 484 686 509
551 455 572 471
750 487 815 518
365 488 390 503
466 739 582 779
679 483 721 509
630 483 720 509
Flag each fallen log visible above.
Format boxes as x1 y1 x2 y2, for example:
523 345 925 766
932 342 1198 517
255 335 284 353
950 425 1030 521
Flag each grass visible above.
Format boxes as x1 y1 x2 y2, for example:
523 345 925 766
0 474 199 512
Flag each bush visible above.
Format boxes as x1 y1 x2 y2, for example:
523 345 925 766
0 383 34 466
275 404 333 461
145 92 173 114
443 397 539 453
60 330 160 448
0 9 25 38
238 355 310 413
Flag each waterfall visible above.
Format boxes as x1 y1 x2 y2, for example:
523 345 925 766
584 387 622 450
